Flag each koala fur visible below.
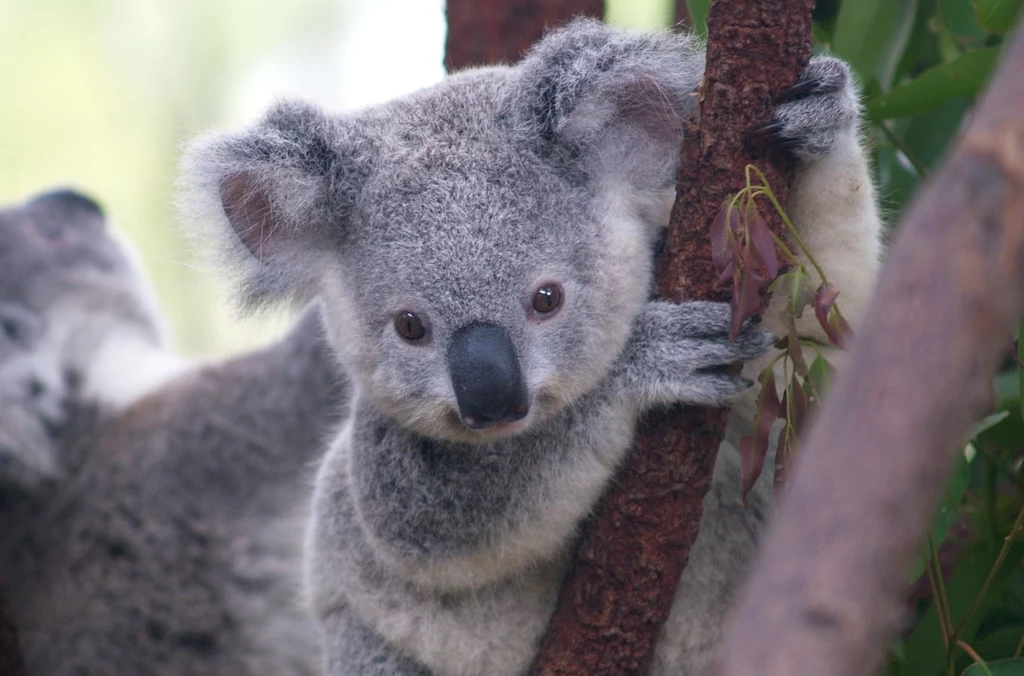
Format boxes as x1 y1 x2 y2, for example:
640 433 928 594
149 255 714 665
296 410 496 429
183 19 882 676
0 189 349 675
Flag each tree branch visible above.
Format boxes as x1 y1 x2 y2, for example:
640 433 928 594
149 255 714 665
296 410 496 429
712 26 1024 676
444 0 603 72
528 2 814 674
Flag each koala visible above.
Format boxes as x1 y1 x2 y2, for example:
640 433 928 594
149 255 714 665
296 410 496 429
0 189 349 675
0 188 180 493
183 19 882 676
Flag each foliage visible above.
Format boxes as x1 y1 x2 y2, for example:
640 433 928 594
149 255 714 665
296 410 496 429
701 0 1024 673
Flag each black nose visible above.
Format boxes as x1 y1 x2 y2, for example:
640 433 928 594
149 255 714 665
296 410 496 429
448 323 529 430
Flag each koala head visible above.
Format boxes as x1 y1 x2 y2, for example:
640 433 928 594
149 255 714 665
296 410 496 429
0 189 169 378
184 20 703 442
0 189 168 488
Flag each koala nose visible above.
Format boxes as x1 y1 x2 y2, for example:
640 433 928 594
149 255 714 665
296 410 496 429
448 323 529 430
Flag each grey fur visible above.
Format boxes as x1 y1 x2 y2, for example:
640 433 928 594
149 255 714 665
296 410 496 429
0 190 349 675
0 188 161 491
182 19 878 676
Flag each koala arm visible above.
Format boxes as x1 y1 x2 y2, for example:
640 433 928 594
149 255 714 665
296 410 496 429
762 57 884 343
610 301 774 411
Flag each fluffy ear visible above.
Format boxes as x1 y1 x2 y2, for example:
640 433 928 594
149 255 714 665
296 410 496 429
181 100 371 310
513 19 703 196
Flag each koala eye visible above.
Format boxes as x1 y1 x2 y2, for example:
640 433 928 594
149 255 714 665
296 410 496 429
532 284 563 315
394 311 427 342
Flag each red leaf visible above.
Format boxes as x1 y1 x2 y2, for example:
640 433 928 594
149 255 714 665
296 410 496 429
745 201 779 282
717 258 736 285
740 368 782 501
730 268 761 342
774 425 791 496
711 201 736 276
814 283 852 348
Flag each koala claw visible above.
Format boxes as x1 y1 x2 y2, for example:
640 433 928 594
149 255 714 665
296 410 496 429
755 56 858 159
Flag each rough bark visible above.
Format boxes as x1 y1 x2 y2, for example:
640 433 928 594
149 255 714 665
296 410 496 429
712 27 1024 676
528 3 815 675
444 0 604 72
0 576 25 676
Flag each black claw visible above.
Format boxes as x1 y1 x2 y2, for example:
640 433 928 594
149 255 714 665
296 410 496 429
747 121 785 141
777 78 818 103
765 135 803 156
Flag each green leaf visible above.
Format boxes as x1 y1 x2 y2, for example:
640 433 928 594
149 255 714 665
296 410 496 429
874 97 973 215
963 658 1024 675
969 411 1011 439
833 0 901 84
973 0 1024 32
903 543 1024 673
867 46 1000 121
806 354 835 400
941 0 989 41
770 267 816 318
876 0 921 91
685 0 710 37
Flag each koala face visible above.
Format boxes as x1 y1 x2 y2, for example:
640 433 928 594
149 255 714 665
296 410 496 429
185 20 704 442
317 95 657 441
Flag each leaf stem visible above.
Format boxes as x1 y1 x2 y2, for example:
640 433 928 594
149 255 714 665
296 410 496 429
745 165 831 285
876 122 931 180
925 534 953 649
956 640 992 676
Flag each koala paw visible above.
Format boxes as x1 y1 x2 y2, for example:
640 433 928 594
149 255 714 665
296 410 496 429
0 305 65 491
680 306 776 404
0 372 65 492
622 301 776 408
751 56 859 159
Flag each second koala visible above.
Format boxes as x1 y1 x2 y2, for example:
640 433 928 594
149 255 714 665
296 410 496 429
184 20 882 676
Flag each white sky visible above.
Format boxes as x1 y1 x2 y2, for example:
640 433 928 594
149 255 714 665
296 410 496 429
231 0 447 124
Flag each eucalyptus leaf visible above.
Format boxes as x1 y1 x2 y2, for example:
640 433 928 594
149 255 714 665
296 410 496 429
868 46 1000 120
963 658 1024 675
973 0 1023 32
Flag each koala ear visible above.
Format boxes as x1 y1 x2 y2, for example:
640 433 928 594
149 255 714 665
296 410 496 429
181 100 370 310
514 19 703 195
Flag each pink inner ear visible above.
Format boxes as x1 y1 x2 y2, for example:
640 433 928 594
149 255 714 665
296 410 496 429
219 172 278 261
616 76 684 147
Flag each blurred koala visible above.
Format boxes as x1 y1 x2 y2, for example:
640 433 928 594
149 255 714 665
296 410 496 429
0 189 348 675
183 19 881 676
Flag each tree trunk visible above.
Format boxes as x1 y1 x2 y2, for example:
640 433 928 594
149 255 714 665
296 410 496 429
712 25 1024 676
445 0 604 72
528 2 815 674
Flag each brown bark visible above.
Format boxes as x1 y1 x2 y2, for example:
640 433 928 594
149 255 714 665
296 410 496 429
0 576 25 676
528 3 815 675
444 0 604 72
712 27 1024 676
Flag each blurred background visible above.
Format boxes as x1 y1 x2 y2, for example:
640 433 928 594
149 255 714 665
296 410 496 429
0 0 673 354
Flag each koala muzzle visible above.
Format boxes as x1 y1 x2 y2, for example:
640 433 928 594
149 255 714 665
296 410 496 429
448 323 529 430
